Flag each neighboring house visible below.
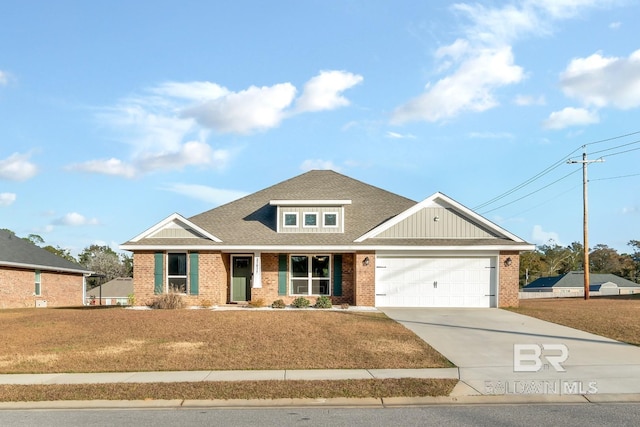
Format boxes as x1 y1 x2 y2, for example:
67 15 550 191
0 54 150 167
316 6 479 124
0 230 92 309
523 271 640 296
120 170 534 308
86 277 133 306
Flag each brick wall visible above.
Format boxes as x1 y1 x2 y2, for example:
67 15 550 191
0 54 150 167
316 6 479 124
354 252 375 307
0 266 84 309
499 251 520 307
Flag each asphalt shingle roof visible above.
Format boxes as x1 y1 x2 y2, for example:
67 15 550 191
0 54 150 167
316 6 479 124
0 229 91 273
524 271 640 289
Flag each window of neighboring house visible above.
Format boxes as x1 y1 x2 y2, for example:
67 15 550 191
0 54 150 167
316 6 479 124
303 213 318 228
34 270 41 296
167 253 187 293
323 213 338 227
284 212 298 228
290 255 330 295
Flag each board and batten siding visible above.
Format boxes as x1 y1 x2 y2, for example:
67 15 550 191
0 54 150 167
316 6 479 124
376 207 497 239
150 227 202 238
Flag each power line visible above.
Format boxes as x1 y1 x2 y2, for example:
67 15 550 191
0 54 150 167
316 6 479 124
591 172 640 182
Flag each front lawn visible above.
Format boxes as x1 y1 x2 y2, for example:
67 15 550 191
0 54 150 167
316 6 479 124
0 308 452 374
510 295 640 346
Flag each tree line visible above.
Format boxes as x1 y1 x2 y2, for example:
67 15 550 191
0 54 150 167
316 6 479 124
2 229 132 289
520 240 640 286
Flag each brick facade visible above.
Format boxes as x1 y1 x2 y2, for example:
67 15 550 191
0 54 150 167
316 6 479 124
498 251 520 307
0 266 85 309
354 252 375 307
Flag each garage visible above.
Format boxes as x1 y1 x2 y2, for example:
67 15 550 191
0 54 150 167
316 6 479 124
374 256 497 308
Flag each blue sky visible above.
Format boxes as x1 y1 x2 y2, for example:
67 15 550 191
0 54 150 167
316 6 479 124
1 0 639 256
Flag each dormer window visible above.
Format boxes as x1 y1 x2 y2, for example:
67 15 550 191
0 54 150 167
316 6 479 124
303 213 318 228
271 199 351 233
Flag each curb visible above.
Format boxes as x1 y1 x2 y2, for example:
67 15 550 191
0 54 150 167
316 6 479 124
1 394 640 410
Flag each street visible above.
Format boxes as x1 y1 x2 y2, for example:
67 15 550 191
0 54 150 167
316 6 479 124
1 403 639 426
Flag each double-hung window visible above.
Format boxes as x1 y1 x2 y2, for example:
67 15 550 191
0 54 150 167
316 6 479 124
290 255 330 295
167 253 187 293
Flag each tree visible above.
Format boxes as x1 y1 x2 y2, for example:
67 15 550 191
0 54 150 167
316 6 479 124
78 245 129 289
24 234 45 246
42 245 77 263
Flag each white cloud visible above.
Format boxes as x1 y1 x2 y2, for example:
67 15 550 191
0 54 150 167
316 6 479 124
609 21 621 29
514 94 546 106
0 192 16 206
560 49 640 109
542 107 599 129
53 212 99 226
391 0 611 125
183 83 297 134
531 225 561 245
67 158 138 178
0 70 8 86
162 183 247 205
0 152 38 181
385 131 416 139
300 159 341 171
622 206 638 215
392 47 524 124
152 81 230 101
294 70 363 113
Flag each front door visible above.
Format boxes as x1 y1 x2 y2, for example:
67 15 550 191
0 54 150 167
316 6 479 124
232 256 252 302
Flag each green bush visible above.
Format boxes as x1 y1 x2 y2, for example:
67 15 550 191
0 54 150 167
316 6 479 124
271 299 286 309
127 293 136 306
314 296 332 308
291 297 310 308
149 292 185 309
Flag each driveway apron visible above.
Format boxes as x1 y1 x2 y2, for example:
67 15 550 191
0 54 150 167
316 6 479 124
380 308 640 395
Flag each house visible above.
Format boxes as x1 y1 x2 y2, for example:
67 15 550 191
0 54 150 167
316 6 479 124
0 229 92 308
120 170 534 308
86 277 133 306
523 271 640 296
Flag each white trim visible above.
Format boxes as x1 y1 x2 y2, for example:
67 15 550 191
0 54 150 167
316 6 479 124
253 252 262 288
283 212 298 228
303 212 318 228
270 199 352 206
231 254 253 302
323 212 339 228
289 254 332 296
120 243 536 252
0 261 92 275
354 192 527 243
126 213 222 243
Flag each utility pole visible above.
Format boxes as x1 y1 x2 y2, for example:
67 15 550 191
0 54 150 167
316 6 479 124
567 149 604 300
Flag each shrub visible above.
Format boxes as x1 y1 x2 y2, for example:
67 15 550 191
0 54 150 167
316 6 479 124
340 303 350 310
127 293 136 306
271 299 286 309
291 297 310 308
149 292 185 309
314 295 332 309
248 298 266 308
199 299 213 308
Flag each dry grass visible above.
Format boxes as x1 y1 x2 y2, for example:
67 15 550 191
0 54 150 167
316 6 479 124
510 295 640 346
0 308 451 374
0 379 458 402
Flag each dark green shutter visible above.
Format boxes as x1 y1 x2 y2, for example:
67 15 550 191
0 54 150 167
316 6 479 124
154 252 164 294
189 252 199 295
278 254 287 296
333 254 342 297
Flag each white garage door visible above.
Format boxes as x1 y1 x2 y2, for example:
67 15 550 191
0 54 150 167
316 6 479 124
375 256 496 308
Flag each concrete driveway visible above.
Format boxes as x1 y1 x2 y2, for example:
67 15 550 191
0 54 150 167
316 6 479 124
380 308 640 396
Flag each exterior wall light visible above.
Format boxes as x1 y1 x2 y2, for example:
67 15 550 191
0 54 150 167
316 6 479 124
504 257 512 267
363 256 370 266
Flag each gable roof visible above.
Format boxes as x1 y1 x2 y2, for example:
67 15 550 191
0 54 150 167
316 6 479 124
121 170 534 251
524 271 640 289
0 230 92 274
86 277 133 298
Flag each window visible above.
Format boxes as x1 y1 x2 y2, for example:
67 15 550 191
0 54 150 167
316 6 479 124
323 213 338 227
303 213 318 228
284 213 298 227
34 270 41 296
290 255 330 295
167 253 187 293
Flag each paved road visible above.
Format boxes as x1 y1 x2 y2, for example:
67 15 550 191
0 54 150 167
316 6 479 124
2 404 639 426
380 308 640 395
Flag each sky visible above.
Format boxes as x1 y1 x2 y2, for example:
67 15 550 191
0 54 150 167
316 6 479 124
1 0 640 257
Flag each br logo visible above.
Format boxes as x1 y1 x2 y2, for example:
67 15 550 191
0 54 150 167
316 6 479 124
513 344 569 372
